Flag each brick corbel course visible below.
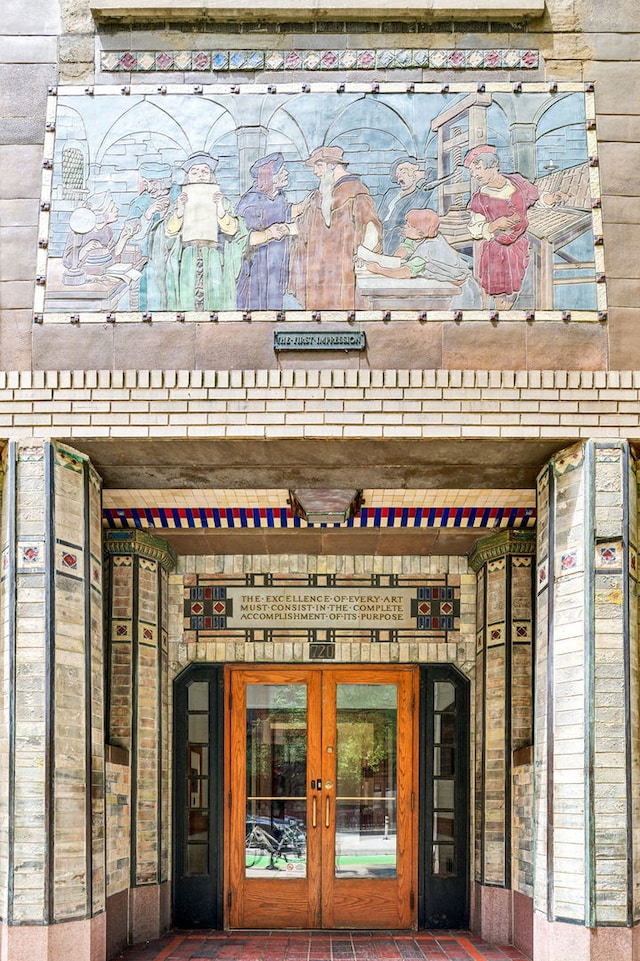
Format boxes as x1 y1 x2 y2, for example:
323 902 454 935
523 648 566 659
0 369 638 440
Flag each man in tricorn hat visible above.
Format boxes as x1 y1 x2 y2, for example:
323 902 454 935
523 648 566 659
289 145 381 310
236 152 293 311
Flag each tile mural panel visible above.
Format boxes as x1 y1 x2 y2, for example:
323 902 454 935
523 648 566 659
36 83 604 322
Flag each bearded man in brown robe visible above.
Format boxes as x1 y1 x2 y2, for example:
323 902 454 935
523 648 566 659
289 146 381 310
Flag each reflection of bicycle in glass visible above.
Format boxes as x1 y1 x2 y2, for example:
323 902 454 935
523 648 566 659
245 818 306 870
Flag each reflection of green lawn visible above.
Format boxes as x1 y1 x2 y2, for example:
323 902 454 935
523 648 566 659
336 855 394 864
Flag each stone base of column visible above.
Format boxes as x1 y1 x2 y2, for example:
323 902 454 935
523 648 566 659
106 889 129 959
0 914 106 961
129 881 170 944
471 882 513 945
533 913 640 961
513 891 534 959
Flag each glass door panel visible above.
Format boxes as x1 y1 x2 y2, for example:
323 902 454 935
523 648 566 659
245 683 308 878
335 683 397 879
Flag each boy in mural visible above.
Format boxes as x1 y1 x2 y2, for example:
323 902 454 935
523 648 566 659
119 160 179 310
63 190 124 279
360 208 482 309
464 144 567 310
378 157 437 254
289 145 382 310
236 152 293 311
165 152 248 311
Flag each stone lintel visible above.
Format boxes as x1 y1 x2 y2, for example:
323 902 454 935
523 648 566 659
89 0 544 19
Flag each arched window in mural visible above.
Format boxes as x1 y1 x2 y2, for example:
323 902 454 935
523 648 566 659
61 146 86 201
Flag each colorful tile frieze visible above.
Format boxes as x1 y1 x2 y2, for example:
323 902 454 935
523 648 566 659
100 48 540 73
103 505 535 530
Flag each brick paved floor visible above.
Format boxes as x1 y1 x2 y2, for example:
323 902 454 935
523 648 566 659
115 931 531 961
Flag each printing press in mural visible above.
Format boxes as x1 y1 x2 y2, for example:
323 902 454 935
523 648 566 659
36 83 605 321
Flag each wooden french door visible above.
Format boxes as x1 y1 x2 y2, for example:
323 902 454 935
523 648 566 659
225 665 418 929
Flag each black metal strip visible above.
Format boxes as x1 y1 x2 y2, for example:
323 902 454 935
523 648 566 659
504 557 513 890
584 441 595 927
45 441 55 923
130 555 140 889
6 443 17 922
83 462 93 917
622 443 633 926
546 462 556 921
480 569 487 886
157 567 163 883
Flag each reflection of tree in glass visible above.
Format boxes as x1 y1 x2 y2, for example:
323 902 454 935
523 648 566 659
337 710 396 786
247 689 307 797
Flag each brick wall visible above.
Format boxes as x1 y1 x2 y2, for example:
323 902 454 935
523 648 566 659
1 368 640 439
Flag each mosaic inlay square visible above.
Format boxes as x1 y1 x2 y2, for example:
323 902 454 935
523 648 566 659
595 541 623 571
16 538 46 573
55 539 84 579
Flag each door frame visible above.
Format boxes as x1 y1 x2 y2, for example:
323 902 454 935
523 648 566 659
418 664 470 929
171 661 470 931
172 663 225 930
224 663 419 930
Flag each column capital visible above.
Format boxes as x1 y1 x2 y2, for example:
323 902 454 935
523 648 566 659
468 529 536 572
105 529 176 572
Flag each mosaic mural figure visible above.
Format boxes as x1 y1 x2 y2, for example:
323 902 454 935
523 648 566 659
289 146 382 310
465 145 569 310
119 160 180 310
62 191 123 281
236 153 294 311
360 209 482 309
165 152 248 311
378 157 437 254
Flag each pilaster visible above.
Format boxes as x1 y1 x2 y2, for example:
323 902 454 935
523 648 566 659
104 530 175 944
468 529 535 947
0 439 105 959
534 439 640 958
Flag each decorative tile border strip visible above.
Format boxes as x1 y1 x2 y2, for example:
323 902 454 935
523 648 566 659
101 48 540 73
103 505 536 529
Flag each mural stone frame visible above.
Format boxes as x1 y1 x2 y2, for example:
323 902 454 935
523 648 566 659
35 81 605 325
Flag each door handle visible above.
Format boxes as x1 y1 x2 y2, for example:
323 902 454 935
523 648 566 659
325 795 330 828
310 779 322 790
312 795 317 828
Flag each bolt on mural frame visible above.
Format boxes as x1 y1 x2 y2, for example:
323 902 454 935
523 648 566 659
35 81 606 325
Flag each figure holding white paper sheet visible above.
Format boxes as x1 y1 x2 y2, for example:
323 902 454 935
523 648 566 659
165 152 248 311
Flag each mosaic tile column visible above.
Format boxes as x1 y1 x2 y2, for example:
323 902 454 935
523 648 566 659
0 439 105 961
104 530 175 944
534 440 640 960
469 530 535 944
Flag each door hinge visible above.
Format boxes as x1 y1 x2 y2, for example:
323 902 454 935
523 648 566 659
228 791 232 809
411 792 415 810
227 890 232 909
411 690 415 713
410 889 415 910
